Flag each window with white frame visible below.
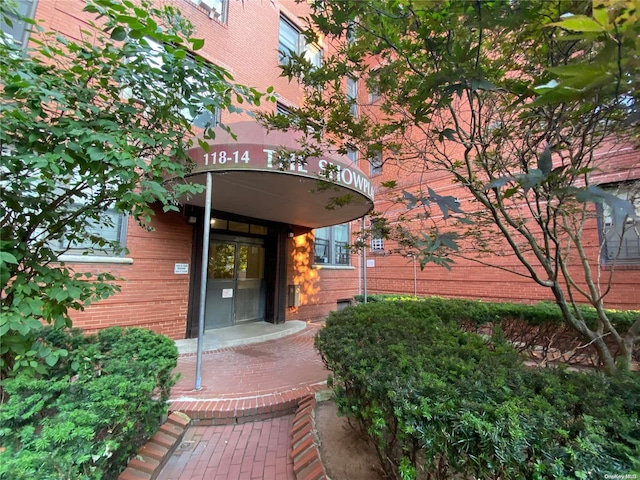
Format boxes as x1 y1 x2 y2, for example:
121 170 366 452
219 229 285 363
600 184 640 264
314 224 350 265
346 76 358 117
189 0 228 23
279 16 322 67
370 151 383 175
346 147 358 164
0 0 37 47
56 207 128 255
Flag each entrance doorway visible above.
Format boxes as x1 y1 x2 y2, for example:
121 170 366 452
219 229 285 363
205 236 266 329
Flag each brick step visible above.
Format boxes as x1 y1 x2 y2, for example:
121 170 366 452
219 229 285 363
170 384 326 426
290 395 327 480
117 413 191 480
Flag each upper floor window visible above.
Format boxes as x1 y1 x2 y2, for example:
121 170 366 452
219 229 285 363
190 0 228 23
279 15 321 67
276 102 292 115
370 151 383 175
346 76 358 117
137 38 220 129
368 69 381 102
346 147 358 164
314 223 350 266
600 185 640 264
0 0 37 48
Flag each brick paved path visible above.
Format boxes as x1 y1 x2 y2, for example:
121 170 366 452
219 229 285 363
157 416 295 480
156 323 327 480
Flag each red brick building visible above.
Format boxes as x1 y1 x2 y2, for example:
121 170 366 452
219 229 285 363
8 0 639 342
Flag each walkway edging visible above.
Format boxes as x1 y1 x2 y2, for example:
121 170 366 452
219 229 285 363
117 412 191 480
170 383 327 426
290 395 327 480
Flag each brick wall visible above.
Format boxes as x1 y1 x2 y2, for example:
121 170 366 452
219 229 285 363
285 232 360 323
69 207 194 339
364 141 640 310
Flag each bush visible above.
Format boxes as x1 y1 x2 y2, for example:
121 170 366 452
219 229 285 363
316 301 640 480
0 327 179 480
353 294 638 332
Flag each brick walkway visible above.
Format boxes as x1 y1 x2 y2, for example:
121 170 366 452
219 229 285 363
157 416 295 480
156 323 328 480
169 324 328 425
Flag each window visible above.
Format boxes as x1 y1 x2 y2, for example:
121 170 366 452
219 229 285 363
346 147 358 164
0 0 37 47
190 0 228 23
370 237 384 253
56 207 127 256
279 15 321 66
136 38 220 129
370 151 383 175
368 70 381 102
346 76 358 117
346 20 357 45
276 102 292 115
314 224 350 265
600 185 640 263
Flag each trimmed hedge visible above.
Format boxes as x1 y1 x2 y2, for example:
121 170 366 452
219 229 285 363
316 301 640 480
352 294 639 332
0 327 179 480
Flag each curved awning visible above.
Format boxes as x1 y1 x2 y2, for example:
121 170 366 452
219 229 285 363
180 121 374 229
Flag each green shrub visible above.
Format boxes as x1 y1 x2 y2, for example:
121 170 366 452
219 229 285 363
317 301 640 479
0 327 179 480
352 294 638 332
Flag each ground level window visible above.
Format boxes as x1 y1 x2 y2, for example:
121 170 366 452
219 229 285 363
314 223 350 265
600 184 640 264
56 208 127 256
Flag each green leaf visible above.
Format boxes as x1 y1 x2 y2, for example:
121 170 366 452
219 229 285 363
110 26 127 41
537 144 552 175
191 37 205 50
0 252 18 264
549 15 606 32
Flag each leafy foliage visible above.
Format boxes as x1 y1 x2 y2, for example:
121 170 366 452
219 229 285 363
316 302 640 479
353 294 639 332
0 326 179 480
264 0 640 374
0 0 269 378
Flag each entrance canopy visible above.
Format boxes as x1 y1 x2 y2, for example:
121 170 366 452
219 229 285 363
181 122 374 229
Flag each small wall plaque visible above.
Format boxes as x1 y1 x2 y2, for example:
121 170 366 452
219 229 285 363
174 263 189 274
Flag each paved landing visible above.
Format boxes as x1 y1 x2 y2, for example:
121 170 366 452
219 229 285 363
169 324 329 424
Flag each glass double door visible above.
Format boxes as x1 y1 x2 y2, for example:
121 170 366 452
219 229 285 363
205 236 266 329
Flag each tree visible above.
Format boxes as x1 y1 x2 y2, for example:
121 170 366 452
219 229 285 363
263 0 640 374
0 0 268 380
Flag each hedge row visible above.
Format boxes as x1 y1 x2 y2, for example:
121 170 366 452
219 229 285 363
0 327 179 480
353 294 639 332
316 301 640 480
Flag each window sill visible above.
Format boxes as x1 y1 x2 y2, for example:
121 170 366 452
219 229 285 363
312 264 355 270
58 254 133 265
600 262 640 271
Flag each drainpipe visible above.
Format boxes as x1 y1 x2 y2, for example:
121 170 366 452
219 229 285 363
195 172 212 391
413 254 417 297
362 216 367 303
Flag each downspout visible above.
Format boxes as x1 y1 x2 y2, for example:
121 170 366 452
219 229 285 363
362 216 367 303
